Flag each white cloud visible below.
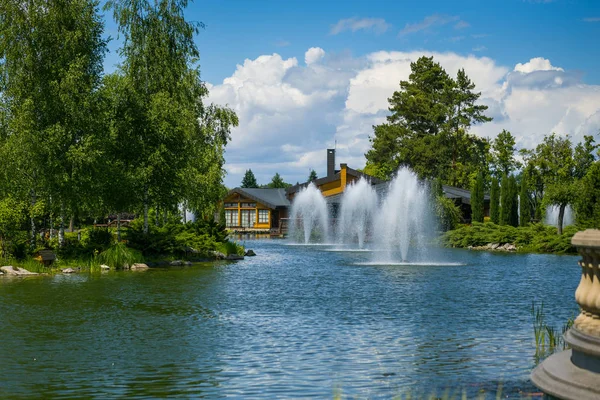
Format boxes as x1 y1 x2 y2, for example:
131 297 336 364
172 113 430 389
472 46 487 52
454 21 470 29
514 57 564 73
583 17 600 22
208 51 600 187
399 14 459 36
330 17 390 35
305 47 325 65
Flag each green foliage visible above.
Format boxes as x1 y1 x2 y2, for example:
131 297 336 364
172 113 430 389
574 161 600 228
365 56 491 188
491 129 519 177
126 218 229 257
434 195 462 232
0 197 26 258
470 171 484 223
308 169 318 182
520 173 531 226
98 242 143 269
241 169 259 188
266 172 291 188
442 222 579 254
215 241 245 256
490 177 500 224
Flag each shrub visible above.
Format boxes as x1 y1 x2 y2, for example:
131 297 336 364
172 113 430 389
98 242 144 269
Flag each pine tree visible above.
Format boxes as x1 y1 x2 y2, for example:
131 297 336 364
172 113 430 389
490 177 500 224
308 169 318 182
241 169 258 188
470 171 485 223
520 174 531 226
267 173 289 188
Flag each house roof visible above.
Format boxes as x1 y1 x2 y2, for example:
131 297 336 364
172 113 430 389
286 167 385 195
226 188 290 209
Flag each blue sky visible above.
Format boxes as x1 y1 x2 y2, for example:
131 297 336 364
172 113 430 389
101 0 600 187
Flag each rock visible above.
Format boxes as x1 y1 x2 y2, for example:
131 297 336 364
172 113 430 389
1 266 38 276
506 244 517 252
61 268 76 274
131 263 149 270
225 254 244 261
100 264 110 270
169 260 184 266
245 249 256 257
184 261 193 266
212 251 226 260
490 243 500 250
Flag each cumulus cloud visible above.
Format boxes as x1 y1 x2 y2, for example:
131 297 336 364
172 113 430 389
399 14 459 36
305 47 325 65
514 57 564 73
208 51 600 187
330 17 390 35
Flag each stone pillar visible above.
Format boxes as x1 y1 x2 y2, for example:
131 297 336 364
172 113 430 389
531 229 600 400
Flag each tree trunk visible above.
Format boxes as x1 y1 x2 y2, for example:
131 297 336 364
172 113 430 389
143 186 149 234
557 204 566 235
163 208 167 226
30 189 36 250
69 216 74 233
117 213 121 242
182 202 187 224
58 201 65 247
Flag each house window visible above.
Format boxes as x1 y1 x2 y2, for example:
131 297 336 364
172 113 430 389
225 210 238 227
240 210 256 227
241 202 256 208
224 202 237 208
258 209 269 224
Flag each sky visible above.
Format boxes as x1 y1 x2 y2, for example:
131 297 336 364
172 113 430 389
101 0 600 188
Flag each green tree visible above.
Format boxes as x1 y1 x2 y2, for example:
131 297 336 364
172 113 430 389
0 0 108 247
520 173 531 226
241 169 259 188
267 173 290 188
105 0 214 234
491 130 519 177
500 174 510 226
575 159 600 228
470 171 484 223
365 56 491 187
308 169 318 182
508 175 519 227
490 177 500 224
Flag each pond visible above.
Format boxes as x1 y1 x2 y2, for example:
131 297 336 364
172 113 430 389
0 240 580 399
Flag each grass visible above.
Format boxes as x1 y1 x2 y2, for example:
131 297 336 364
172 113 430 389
215 240 245 256
97 242 144 269
531 301 574 361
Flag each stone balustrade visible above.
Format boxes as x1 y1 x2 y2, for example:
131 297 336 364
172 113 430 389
532 229 600 400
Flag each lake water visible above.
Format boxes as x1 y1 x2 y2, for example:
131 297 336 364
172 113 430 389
0 239 580 399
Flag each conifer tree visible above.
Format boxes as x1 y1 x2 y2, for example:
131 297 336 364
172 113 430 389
241 169 259 188
490 177 500 224
308 169 318 182
470 171 485 223
520 174 531 226
500 174 510 225
509 175 519 227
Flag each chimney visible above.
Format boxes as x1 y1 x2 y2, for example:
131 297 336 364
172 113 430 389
327 149 335 178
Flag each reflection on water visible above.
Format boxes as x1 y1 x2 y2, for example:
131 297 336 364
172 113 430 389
0 240 579 398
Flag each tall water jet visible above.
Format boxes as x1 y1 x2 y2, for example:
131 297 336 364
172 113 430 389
374 167 432 262
337 178 378 248
289 183 329 244
545 205 574 227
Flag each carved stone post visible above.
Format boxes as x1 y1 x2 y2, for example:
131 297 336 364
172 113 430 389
531 229 600 399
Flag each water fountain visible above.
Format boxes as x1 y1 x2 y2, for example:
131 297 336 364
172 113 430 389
337 178 378 249
373 167 433 262
545 204 574 227
289 183 330 244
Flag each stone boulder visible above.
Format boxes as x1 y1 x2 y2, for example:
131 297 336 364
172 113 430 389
100 264 110 270
225 254 244 261
62 268 76 274
131 263 149 270
184 261 193 266
169 260 184 266
245 249 256 257
212 251 226 260
1 266 38 276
